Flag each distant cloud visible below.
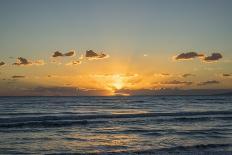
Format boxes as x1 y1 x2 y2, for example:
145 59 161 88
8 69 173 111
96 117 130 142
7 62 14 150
161 80 193 85
154 73 171 77
12 75 25 78
52 50 76 57
197 80 220 86
0 61 5 66
182 73 195 78
175 52 204 60
221 73 232 79
66 60 81 66
13 57 31 66
85 50 109 60
13 57 44 66
203 53 223 62
222 73 231 77
174 51 223 63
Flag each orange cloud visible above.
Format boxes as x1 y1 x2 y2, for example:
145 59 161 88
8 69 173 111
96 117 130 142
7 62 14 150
66 60 82 66
197 80 220 86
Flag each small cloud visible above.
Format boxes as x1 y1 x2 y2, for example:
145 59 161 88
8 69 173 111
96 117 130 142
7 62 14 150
154 73 171 77
203 53 222 62
52 51 63 57
85 50 109 60
12 75 25 79
197 80 220 86
13 57 44 66
66 60 81 66
174 52 204 60
64 50 75 57
182 73 195 78
13 57 31 66
161 80 193 85
221 73 232 78
222 73 231 77
52 50 76 57
0 61 5 66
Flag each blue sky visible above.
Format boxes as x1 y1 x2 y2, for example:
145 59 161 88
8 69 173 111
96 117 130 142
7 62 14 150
0 0 232 95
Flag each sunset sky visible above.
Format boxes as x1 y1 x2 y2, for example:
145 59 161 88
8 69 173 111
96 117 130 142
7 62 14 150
0 0 232 96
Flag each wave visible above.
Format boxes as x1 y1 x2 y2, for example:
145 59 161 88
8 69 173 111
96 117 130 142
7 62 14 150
0 110 231 128
0 120 107 128
45 144 232 155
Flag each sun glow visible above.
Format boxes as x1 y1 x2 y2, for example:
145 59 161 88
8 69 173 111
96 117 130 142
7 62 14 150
112 75 124 90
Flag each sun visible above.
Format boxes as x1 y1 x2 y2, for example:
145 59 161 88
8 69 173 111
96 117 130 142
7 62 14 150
112 80 123 90
111 75 124 90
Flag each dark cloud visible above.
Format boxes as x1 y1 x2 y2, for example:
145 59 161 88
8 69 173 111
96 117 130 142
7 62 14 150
13 57 31 66
52 51 63 57
52 50 75 57
222 73 231 77
203 53 222 62
64 51 75 56
85 50 109 60
0 61 5 66
12 75 25 79
182 73 195 78
175 52 204 60
197 80 220 86
161 80 193 85
13 57 44 66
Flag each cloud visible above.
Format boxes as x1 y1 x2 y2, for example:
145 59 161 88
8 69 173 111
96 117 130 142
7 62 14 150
182 73 195 78
175 52 204 60
13 57 44 66
154 73 171 77
222 73 231 77
85 50 109 60
0 61 5 66
12 75 26 78
197 80 220 86
52 50 76 57
66 60 82 66
203 53 223 62
13 57 31 65
161 80 193 85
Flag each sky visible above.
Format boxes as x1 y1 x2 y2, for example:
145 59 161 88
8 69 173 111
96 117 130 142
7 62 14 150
0 0 232 96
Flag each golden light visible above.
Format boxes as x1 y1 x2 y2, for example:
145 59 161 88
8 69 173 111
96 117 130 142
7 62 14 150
112 75 124 90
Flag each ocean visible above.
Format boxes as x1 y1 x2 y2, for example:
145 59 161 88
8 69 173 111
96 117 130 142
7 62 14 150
0 96 231 154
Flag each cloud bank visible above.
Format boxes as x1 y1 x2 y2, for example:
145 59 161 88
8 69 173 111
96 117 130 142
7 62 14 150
161 80 193 85
197 80 220 86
